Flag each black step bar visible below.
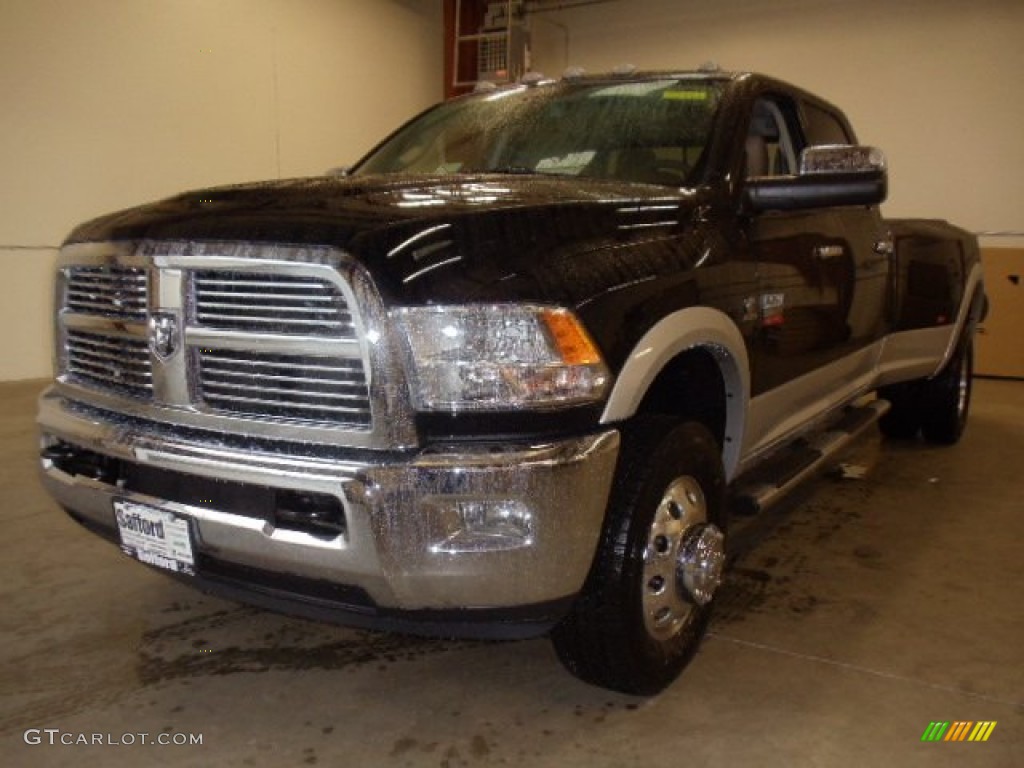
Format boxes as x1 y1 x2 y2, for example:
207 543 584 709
730 399 890 516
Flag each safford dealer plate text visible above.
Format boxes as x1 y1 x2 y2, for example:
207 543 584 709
114 500 195 576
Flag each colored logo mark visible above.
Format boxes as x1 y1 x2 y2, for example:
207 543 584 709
921 721 997 742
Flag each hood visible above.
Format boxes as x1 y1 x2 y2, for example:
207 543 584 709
66 174 698 304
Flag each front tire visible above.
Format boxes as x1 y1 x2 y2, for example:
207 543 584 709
551 418 727 695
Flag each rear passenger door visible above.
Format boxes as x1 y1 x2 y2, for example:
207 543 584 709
744 93 852 394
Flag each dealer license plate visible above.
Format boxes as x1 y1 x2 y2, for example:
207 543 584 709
114 500 196 576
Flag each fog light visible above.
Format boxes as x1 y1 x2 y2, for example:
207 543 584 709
275 489 346 538
425 498 534 553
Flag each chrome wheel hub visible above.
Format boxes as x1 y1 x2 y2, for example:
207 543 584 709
641 476 725 639
678 523 726 606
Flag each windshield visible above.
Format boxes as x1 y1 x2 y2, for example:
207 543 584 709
353 79 723 187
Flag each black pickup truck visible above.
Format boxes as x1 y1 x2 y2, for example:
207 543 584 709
38 69 985 694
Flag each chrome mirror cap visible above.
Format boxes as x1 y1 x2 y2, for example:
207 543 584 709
800 144 886 175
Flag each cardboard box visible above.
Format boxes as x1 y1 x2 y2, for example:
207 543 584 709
976 248 1024 379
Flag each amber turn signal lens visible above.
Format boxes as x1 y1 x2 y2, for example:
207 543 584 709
541 309 602 366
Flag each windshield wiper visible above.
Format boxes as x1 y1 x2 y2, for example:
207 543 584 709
475 165 537 175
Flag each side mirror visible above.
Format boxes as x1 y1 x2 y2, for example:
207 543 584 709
744 145 887 212
800 144 886 175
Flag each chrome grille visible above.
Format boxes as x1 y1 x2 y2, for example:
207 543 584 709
192 272 356 337
66 266 147 320
197 349 371 426
55 241 398 446
66 329 152 398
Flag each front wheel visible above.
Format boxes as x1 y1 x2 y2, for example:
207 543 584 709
551 419 727 695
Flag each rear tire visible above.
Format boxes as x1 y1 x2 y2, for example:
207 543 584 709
878 385 922 440
551 418 727 695
878 339 973 445
920 340 973 445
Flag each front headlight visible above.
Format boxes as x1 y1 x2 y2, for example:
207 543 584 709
392 304 610 412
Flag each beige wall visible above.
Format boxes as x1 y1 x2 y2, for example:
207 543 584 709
4 0 1021 381
0 0 442 381
530 0 1024 238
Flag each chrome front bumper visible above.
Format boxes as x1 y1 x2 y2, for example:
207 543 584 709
38 388 619 632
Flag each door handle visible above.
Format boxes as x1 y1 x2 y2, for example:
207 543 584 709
813 245 844 260
873 238 895 257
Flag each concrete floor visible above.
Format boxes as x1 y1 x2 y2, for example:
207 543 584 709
2 378 1022 767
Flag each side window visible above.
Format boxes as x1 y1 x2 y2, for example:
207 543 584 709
802 103 852 147
745 97 802 179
